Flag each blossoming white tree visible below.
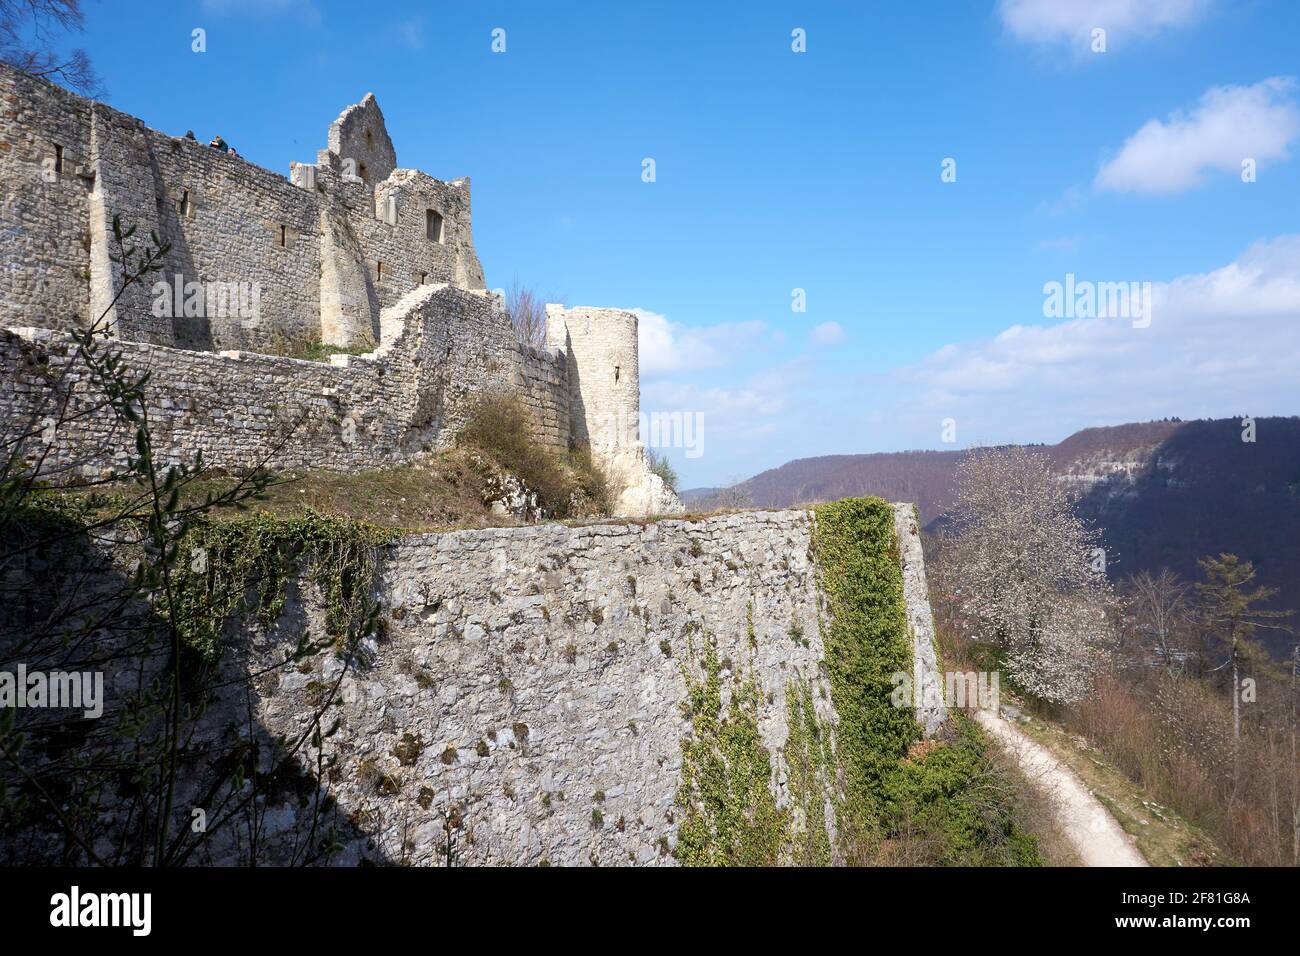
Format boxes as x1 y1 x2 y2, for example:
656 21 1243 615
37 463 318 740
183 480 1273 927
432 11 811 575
941 446 1114 704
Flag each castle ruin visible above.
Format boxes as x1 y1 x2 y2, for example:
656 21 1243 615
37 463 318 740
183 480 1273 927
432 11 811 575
0 67 959 869
0 63 680 516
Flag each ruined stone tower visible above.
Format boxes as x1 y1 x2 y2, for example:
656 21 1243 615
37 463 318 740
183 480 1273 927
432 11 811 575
545 305 639 454
546 305 677 515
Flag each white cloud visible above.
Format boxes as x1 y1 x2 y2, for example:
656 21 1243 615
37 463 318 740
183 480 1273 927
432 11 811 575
642 358 813 443
396 19 425 49
999 0 1211 48
1096 78 1300 194
655 240 1300 482
635 309 767 376
886 235 1300 437
809 321 846 347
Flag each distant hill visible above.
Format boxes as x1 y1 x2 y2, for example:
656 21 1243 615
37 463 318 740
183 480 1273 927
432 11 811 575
685 418 1300 653
682 448 967 519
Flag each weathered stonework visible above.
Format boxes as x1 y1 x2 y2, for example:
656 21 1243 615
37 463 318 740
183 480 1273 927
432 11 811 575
0 64 681 515
546 305 678 516
180 508 941 865
894 502 947 735
0 63 481 351
0 284 572 475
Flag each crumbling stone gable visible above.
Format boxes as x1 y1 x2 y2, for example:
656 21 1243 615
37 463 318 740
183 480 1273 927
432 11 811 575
327 92 397 186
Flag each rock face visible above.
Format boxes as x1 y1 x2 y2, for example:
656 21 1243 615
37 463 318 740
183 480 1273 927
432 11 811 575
617 463 683 518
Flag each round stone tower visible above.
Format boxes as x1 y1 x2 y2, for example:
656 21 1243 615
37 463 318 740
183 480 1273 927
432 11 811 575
544 304 679 515
544 305 641 458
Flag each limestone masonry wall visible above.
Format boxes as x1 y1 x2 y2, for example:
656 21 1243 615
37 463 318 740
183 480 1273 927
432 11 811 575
0 284 569 475
0 66 94 332
545 305 679 516
181 505 941 866
0 63 482 353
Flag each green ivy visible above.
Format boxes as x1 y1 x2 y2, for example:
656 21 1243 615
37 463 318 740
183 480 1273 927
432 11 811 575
784 680 832 866
811 497 919 840
675 636 787 866
175 511 394 663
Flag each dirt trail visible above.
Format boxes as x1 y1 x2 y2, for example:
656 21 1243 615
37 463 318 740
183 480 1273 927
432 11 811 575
974 709 1148 867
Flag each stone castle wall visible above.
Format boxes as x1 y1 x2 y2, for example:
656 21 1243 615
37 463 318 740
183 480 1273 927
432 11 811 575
195 505 940 865
546 305 641 453
0 502 943 867
0 284 569 476
0 63 483 354
0 63 674 515
0 66 95 331
546 305 679 515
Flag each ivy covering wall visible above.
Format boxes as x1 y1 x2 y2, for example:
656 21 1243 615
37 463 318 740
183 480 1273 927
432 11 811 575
674 497 1040 866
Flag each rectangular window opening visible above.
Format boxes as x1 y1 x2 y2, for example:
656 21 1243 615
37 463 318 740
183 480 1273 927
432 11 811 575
54 144 64 174
426 209 444 242
279 223 287 247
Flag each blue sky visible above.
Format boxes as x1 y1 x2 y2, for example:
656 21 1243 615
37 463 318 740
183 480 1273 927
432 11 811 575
71 0 1300 487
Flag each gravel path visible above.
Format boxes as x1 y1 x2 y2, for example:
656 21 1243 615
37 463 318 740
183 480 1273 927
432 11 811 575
974 709 1148 867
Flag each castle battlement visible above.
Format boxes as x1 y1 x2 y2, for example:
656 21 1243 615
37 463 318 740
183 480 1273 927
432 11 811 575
0 63 681 517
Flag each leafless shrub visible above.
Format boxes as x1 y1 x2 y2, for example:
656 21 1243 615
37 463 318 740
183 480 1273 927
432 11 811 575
1121 568 1194 667
504 280 548 350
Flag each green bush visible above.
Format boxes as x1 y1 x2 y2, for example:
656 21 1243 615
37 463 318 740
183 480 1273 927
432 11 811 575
883 718 1041 866
646 448 678 493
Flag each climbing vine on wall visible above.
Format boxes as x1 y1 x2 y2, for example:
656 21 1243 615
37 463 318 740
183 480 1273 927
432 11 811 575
175 511 394 665
784 679 833 866
811 497 1041 865
811 497 919 842
671 497 1038 866
674 635 788 866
